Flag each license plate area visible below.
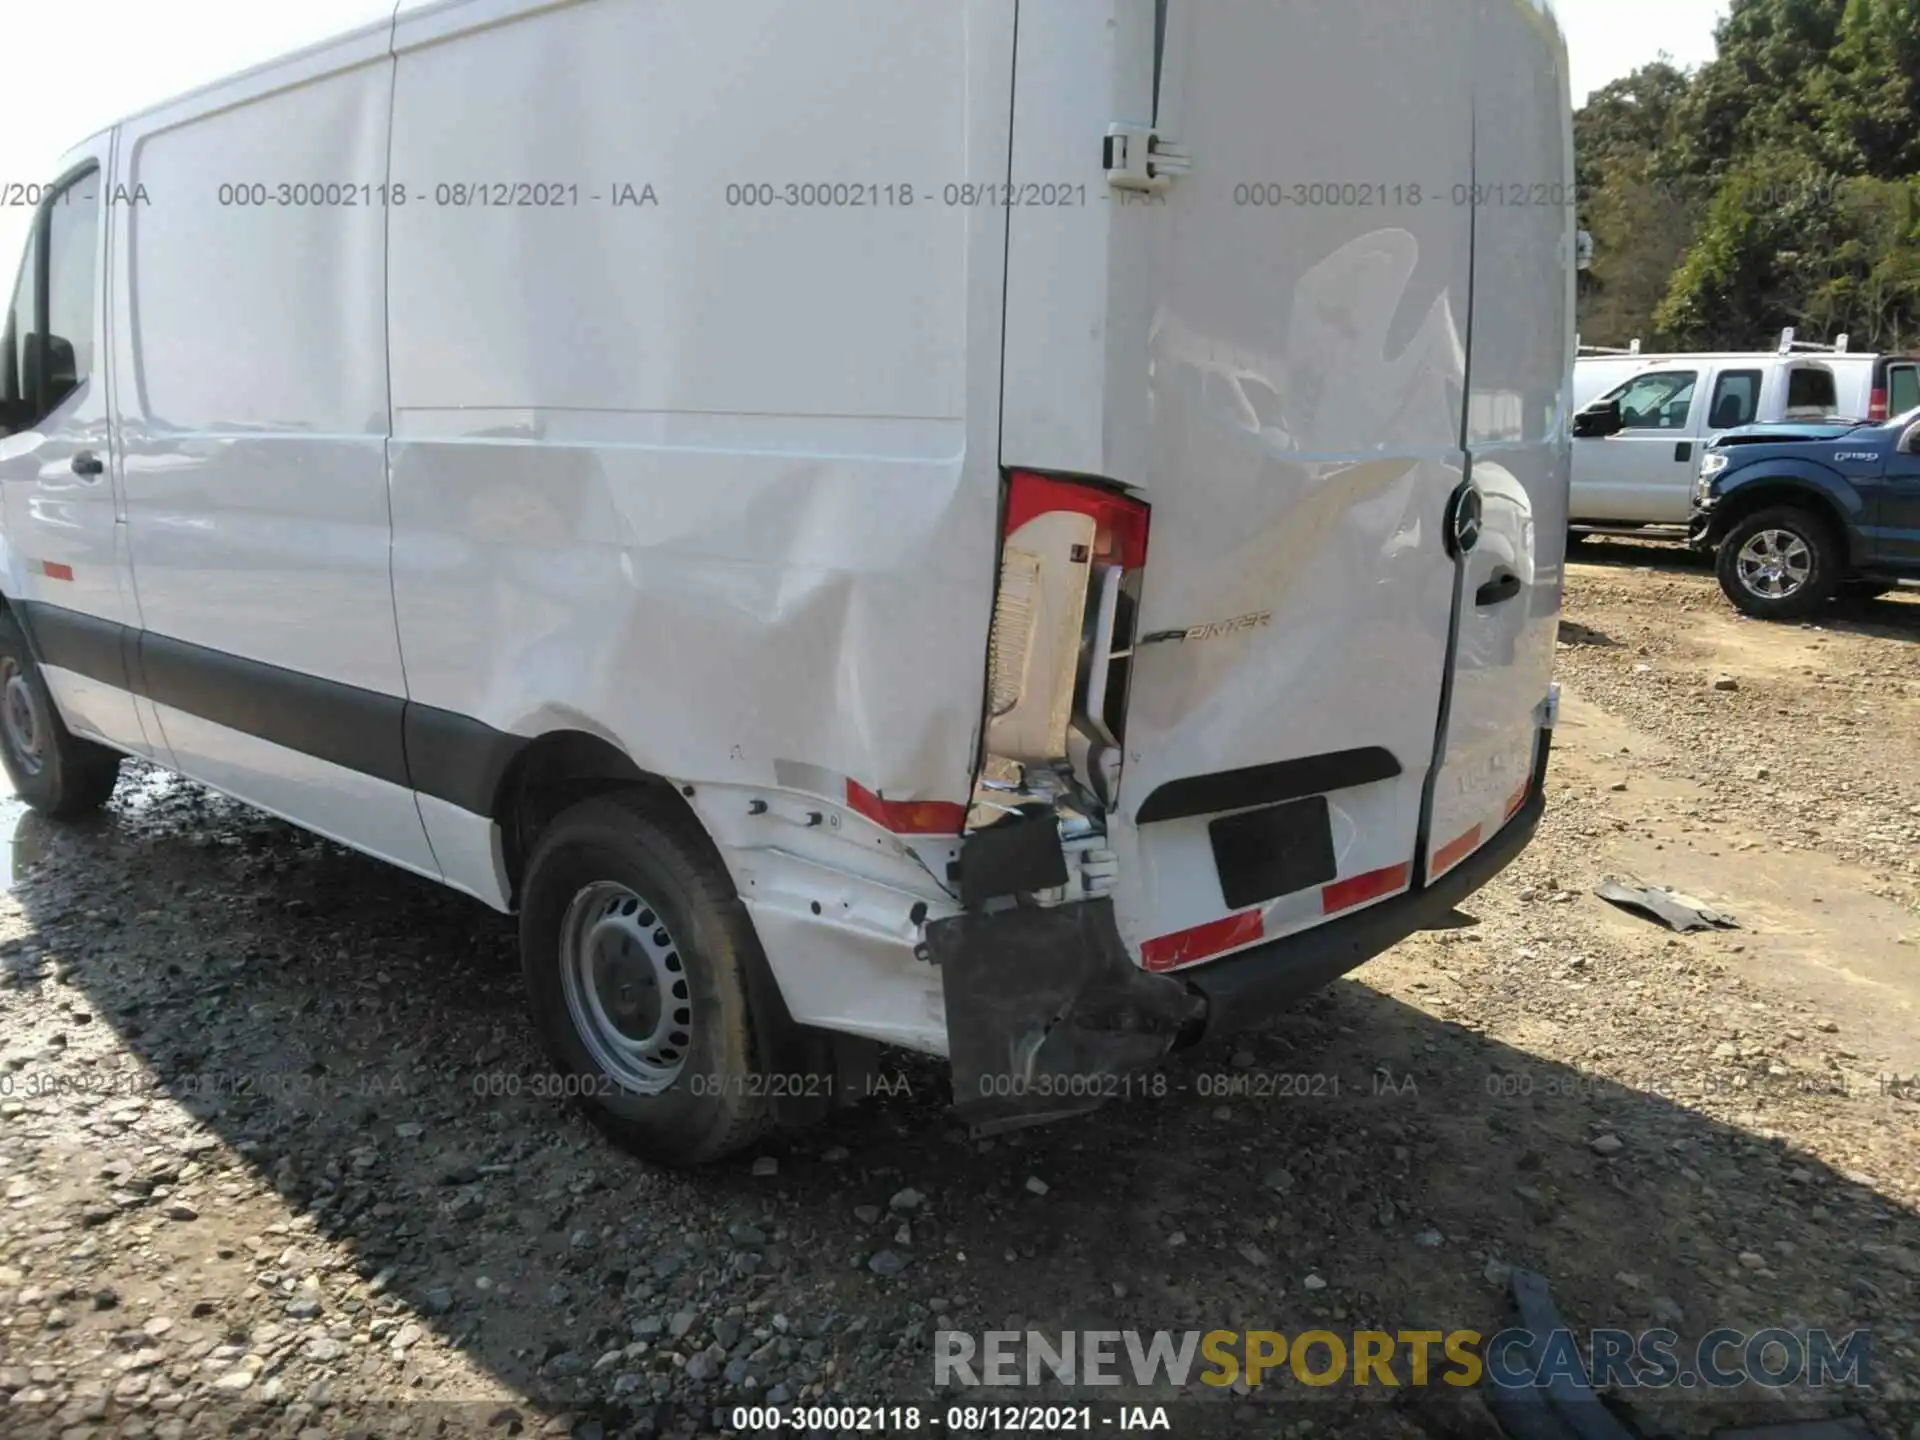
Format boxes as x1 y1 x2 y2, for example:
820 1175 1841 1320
1209 795 1338 910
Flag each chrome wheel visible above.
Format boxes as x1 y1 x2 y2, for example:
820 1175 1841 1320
1735 528 1812 600
558 881 693 1094
1 657 45 777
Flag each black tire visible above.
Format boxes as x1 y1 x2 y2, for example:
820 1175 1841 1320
0 607 121 817
518 789 773 1165
1714 506 1844 620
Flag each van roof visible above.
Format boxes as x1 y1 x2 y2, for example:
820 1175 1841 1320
100 7 397 138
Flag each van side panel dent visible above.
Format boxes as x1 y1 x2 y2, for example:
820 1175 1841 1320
384 0 1016 1028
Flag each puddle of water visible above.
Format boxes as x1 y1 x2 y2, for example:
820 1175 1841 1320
0 761 184 892
0 771 43 890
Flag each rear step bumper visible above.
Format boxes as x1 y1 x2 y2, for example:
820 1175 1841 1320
929 728 1552 1133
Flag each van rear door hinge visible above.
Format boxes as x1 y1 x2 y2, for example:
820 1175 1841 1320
1103 123 1190 192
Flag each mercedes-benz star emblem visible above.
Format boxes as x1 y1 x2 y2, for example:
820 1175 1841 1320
1449 484 1484 556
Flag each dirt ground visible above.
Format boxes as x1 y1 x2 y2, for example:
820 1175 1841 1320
1 544 1917 1440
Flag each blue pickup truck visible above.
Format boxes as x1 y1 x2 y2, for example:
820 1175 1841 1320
1687 411 1920 618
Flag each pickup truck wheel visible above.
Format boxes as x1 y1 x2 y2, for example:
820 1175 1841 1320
1716 507 1842 620
0 609 122 817
518 790 771 1165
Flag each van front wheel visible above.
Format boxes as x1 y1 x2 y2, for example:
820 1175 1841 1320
518 790 771 1165
0 608 122 817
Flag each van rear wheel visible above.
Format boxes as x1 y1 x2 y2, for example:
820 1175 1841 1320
1715 507 1842 621
0 609 122 818
518 790 771 1165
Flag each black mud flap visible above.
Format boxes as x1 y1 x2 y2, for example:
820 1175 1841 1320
924 898 1205 1133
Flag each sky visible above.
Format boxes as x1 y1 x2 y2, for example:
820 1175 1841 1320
1561 0 1729 102
0 0 1729 281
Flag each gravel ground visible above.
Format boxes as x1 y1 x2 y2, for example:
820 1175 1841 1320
1 547 1917 1440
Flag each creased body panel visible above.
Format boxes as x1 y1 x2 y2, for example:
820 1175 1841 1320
386 0 1015 994
388 415 983 794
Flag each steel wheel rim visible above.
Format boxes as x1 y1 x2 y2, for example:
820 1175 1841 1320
558 880 692 1094
0 658 45 777
1736 529 1812 599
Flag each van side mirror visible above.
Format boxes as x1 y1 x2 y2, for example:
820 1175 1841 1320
1572 399 1623 439
23 333 78 415
1901 420 1920 455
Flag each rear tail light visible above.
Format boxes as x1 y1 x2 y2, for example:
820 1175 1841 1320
1869 387 1889 421
984 472 1150 774
1001 472 1150 570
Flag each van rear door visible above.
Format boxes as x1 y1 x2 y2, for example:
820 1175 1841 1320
999 0 1569 969
1421 0 1574 885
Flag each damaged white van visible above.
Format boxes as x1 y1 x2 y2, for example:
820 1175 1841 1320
0 0 1575 1162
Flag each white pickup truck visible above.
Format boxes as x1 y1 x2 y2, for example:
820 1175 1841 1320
1571 335 1920 530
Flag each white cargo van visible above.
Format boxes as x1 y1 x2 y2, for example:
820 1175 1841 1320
0 0 1573 1162
1570 335 1920 530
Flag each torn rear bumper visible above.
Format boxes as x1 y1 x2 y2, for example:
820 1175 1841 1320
928 728 1552 1130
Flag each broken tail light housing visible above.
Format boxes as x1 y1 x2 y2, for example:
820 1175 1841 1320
984 472 1150 784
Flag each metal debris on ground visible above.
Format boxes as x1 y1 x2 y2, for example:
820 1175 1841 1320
1594 876 1740 933
1480 1271 1882 1440
1482 1267 1638 1440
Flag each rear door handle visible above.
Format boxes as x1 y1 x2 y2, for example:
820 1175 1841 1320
70 451 104 478
1475 572 1522 607
1674 441 1693 462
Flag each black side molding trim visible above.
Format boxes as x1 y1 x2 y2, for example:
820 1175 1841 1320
16 601 132 694
405 703 528 816
14 599 527 817
1134 745 1403 824
139 629 410 788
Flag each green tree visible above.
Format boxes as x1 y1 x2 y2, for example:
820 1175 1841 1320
1576 0 1920 351
1817 0 1920 174
1574 64 1700 347
1670 0 1849 174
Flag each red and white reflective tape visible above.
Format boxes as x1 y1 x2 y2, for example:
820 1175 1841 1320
769 759 966 837
1141 860 1415 974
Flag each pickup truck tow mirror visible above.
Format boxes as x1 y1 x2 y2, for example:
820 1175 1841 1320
1572 399 1623 440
